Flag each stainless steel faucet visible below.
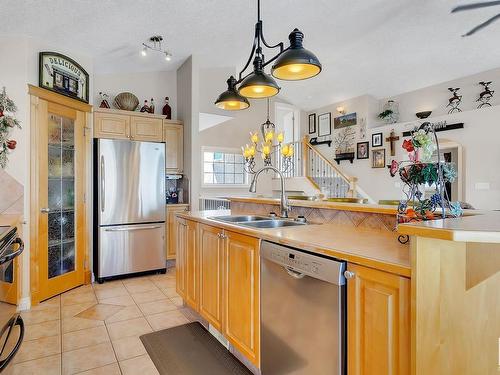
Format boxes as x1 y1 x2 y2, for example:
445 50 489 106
249 166 290 218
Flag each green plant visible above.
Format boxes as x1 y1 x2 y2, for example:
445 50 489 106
378 109 394 120
0 87 21 168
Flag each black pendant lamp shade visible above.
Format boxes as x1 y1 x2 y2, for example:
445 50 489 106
238 56 280 99
215 76 250 110
272 29 322 80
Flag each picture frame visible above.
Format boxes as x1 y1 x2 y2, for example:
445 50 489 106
39 51 90 103
372 132 383 147
356 141 369 159
308 113 316 134
318 112 331 137
372 149 386 168
334 112 357 129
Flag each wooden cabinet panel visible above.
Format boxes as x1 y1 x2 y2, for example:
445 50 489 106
198 224 224 331
166 205 189 260
163 124 183 173
94 112 129 139
185 219 199 310
130 116 163 142
223 230 260 367
347 263 410 375
175 218 187 299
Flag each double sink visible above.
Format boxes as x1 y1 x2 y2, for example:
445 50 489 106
208 215 308 229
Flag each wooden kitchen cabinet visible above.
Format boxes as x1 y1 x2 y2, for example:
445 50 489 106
94 111 130 139
185 219 199 310
198 224 224 331
223 230 260 367
175 217 187 299
130 116 163 141
163 123 183 173
166 204 189 260
347 263 410 375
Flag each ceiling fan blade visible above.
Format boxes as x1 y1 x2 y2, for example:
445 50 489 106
462 12 500 36
452 0 500 13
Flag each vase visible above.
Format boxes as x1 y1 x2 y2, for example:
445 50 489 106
383 100 399 123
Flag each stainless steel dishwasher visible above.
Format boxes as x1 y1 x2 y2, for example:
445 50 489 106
260 241 346 375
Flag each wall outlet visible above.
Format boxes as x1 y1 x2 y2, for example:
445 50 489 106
475 182 490 190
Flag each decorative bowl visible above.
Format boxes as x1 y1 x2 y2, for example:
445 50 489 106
114 92 139 111
415 111 432 119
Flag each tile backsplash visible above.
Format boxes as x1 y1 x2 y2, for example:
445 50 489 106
0 170 23 215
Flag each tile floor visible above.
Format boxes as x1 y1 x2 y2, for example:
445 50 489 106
6 268 194 375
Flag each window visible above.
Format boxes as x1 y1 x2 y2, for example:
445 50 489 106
203 148 247 186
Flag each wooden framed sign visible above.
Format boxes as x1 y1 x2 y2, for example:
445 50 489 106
39 52 89 103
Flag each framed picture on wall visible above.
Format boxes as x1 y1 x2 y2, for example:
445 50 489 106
372 149 386 168
308 114 316 134
318 112 331 137
372 132 383 147
356 141 369 159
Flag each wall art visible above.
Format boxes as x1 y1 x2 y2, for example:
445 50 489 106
372 149 386 168
318 112 331 137
0 87 21 169
372 132 383 147
333 112 357 129
477 81 494 108
39 52 89 103
356 141 369 159
446 87 462 114
308 113 316 134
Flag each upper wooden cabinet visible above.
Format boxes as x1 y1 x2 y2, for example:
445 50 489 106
347 263 410 375
94 111 130 140
163 124 183 173
130 116 163 141
223 230 260 367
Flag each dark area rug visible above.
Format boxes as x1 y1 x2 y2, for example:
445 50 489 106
140 322 253 375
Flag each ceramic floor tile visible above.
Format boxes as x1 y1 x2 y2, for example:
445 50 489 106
145 310 189 331
61 302 98 319
8 353 61 375
92 280 124 291
64 285 94 296
161 287 179 298
76 303 124 321
30 295 61 311
62 325 110 352
124 280 158 294
62 342 116 375
138 299 177 316
105 305 143 324
62 316 104 333
106 317 152 341
111 335 147 361
130 289 165 304
24 319 60 341
94 286 129 300
150 278 175 289
99 294 136 307
119 354 159 375
21 306 60 325
75 363 121 375
61 291 97 307
12 335 60 364
169 296 184 307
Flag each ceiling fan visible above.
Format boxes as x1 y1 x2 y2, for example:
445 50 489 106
452 0 500 36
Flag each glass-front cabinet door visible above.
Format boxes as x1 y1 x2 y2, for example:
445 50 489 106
37 100 86 301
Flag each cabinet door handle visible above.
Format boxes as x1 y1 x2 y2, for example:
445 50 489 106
40 207 51 213
344 270 355 279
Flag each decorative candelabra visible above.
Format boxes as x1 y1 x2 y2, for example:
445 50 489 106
242 130 294 174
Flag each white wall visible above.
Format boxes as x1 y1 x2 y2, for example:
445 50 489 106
94 70 177 119
305 68 500 210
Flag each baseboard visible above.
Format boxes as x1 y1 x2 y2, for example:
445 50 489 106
17 296 31 311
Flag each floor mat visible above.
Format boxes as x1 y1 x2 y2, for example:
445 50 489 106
140 322 253 375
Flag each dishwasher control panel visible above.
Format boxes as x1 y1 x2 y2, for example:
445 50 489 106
262 241 346 285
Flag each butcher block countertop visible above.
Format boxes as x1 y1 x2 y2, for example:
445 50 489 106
177 210 411 277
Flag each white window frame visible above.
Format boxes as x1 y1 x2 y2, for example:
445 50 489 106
201 146 249 188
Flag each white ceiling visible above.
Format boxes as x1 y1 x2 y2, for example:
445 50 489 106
3 0 500 110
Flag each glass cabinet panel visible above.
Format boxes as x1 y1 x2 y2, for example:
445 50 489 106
47 113 76 279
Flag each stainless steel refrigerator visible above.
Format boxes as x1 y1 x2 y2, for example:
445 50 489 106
94 139 166 282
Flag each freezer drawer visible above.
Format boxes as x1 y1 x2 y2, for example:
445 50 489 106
98 223 165 278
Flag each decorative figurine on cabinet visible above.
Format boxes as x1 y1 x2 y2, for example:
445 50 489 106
98 92 110 108
162 97 172 119
140 100 151 113
477 81 494 108
446 87 462 114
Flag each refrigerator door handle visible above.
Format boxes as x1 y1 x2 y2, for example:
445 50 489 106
104 225 162 232
100 155 105 213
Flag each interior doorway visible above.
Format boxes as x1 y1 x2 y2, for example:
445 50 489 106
274 102 300 143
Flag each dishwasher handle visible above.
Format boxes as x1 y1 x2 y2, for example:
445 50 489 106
285 266 306 279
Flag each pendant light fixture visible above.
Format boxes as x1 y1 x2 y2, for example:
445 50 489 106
214 0 321 110
215 76 250 111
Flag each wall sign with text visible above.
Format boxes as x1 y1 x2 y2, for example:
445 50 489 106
39 52 89 103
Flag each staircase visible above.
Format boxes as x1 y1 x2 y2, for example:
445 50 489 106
272 136 369 200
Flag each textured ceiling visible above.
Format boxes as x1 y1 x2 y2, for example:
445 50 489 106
3 0 500 109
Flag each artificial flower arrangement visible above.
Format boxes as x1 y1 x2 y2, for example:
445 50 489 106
389 123 463 227
0 87 21 169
